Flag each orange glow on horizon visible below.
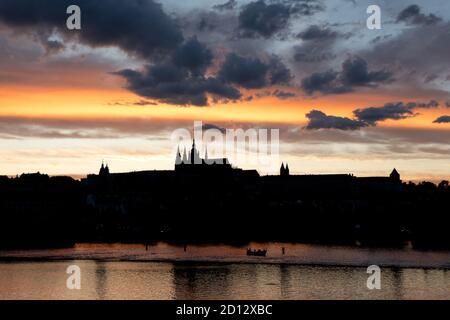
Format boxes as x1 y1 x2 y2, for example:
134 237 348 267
1 85 448 130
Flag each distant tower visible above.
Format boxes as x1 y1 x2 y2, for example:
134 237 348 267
390 168 400 182
99 160 110 177
99 160 105 175
175 146 182 165
182 147 189 164
190 139 200 164
280 162 290 177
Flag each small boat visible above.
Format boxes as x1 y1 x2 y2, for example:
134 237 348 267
247 248 267 257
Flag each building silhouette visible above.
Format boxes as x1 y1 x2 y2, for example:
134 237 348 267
390 168 400 182
174 139 232 174
99 161 110 177
280 163 290 176
2 145 450 250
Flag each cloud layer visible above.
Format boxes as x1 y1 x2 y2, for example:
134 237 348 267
306 100 441 130
0 0 184 58
301 56 392 95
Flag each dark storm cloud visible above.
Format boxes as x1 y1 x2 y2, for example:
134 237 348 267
0 0 297 107
296 25 338 41
397 5 442 26
116 65 242 106
433 116 450 123
238 0 323 38
0 0 183 58
293 24 343 66
268 55 293 84
340 56 392 87
278 0 324 16
213 0 237 11
219 53 269 88
238 0 291 38
112 33 309 106
173 37 214 76
114 37 293 105
301 70 349 94
305 110 367 130
354 101 440 126
306 100 440 131
218 53 292 89
301 56 392 95
354 103 416 125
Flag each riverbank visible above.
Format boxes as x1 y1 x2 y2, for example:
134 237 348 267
1 242 449 269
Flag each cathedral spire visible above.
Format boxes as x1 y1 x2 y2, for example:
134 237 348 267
99 159 109 176
280 163 290 176
183 147 188 164
175 146 182 165
190 138 198 164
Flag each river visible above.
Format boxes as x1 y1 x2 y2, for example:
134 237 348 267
0 243 449 299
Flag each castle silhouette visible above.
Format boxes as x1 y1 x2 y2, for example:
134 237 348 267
2 139 450 250
92 138 401 187
174 139 232 174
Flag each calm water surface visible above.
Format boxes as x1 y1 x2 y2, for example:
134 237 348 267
0 243 449 300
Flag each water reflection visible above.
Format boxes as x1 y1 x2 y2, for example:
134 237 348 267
173 263 231 299
0 261 449 299
95 261 107 300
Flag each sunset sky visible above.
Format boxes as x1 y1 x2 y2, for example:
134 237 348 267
0 0 449 181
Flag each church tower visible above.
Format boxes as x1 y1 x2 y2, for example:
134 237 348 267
99 160 110 177
99 161 104 175
182 147 188 164
280 162 290 176
190 139 200 164
280 163 285 176
175 146 182 165
390 168 400 182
